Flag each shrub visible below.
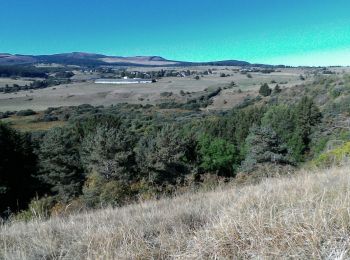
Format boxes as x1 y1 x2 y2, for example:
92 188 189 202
198 134 237 176
160 92 173 97
330 86 343 98
14 196 55 222
259 83 272 97
313 141 350 167
16 109 36 116
273 84 282 93
82 173 132 208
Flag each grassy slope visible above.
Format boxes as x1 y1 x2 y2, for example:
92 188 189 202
1 166 350 259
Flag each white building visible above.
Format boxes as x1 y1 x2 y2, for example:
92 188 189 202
94 78 154 84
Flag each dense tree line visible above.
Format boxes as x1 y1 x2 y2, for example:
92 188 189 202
0 65 50 78
0 96 323 218
0 79 71 93
0 124 39 216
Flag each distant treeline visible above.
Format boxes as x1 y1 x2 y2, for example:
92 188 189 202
0 79 71 93
0 65 49 78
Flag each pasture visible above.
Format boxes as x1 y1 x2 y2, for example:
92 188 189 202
0 66 311 112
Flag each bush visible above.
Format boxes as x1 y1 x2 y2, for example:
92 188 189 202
82 173 132 208
198 134 237 176
14 196 55 222
16 109 36 116
160 92 173 97
313 141 350 167
330 86 343 98
273 84 282 94
259 83 272 97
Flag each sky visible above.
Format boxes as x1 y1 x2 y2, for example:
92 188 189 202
1 0 350 66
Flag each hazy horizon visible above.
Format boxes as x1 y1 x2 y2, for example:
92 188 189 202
1 0 350 66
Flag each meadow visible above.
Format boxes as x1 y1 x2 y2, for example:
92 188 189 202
0 66 307 112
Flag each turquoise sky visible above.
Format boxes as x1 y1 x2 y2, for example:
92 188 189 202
1 0 350 66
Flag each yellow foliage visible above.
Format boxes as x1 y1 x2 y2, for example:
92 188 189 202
313 141 350 167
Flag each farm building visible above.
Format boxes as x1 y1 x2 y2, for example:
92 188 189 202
94 78 154 84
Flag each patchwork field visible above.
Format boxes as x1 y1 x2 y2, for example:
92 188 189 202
0 66 312 112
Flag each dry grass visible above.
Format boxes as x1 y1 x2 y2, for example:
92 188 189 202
1 115 65 132
1 166 350 259
0 67 305 112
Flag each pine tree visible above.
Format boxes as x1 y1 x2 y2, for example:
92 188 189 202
242 126 291 171
81 124 136 183
0 123 37 215
135 124 189 185
294 96 322 146
38 127 84 203
259 83 272 96
273 84 282 93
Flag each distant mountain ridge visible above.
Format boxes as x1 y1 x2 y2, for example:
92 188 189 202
0 52 258 67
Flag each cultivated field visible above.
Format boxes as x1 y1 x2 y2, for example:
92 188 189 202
0 67 310 112
1 165 349 259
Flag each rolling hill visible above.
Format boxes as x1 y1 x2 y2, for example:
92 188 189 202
0 52 253 67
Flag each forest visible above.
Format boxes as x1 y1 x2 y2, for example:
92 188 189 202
1 74 350 220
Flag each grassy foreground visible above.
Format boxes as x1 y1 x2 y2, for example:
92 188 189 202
1 166 350 259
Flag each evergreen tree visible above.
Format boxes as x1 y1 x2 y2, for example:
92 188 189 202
135 125 190 185
38 127 84 203
0 123 38 215
261 105 296 147
273 84 282 93
259 83 272 96
81 124 136 183
294 96 322 148
242 126 291 171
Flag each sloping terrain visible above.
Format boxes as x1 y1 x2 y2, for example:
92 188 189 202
0 52 179 66
0 53 37 65
1 165 349 259
0 52 255 67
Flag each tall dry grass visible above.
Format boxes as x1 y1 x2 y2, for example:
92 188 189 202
1 166 350 259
